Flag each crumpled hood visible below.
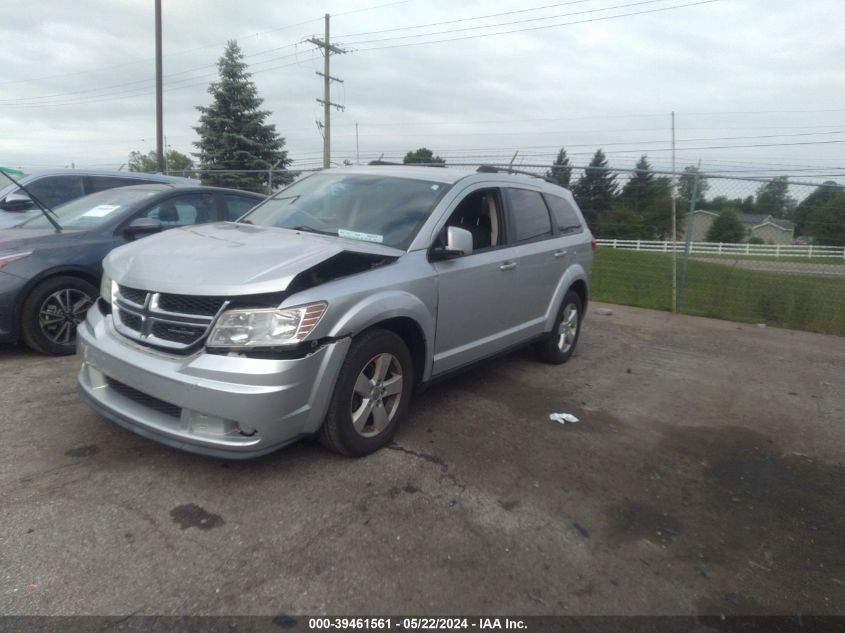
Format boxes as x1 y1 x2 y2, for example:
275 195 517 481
105 222 403 295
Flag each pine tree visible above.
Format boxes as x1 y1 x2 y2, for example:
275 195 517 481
620 155 657 213
571 149 618 232
194 41 291 193
545 148 572 188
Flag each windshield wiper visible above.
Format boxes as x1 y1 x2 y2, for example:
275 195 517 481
0 171 62 232
290 225 337 236
290 225 336 236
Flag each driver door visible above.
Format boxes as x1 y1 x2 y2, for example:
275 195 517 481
431 186 524 376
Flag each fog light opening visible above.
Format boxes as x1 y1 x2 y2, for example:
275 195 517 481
237 423 257 437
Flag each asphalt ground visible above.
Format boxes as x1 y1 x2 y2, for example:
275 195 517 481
1 303 843 619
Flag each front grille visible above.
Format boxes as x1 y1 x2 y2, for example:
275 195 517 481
117 308 142 331
113 284 228 352
157 294 227 316
151 321 207 345
106 377 181 418
120 286 148 306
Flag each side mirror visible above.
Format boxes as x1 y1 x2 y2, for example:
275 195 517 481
0 192 35 212
432 226 473 260
124 217 163 239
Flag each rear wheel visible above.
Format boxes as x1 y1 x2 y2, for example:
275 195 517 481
21 276 97 355
319 328 413 456
534 290 583 365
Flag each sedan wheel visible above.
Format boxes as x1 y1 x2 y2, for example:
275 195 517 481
39 288 93 346
21 276 98 355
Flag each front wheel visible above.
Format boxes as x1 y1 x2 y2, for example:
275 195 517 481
534 290 583 365
319 328 413 456
21 276 97 355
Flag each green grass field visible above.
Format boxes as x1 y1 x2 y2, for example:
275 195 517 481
591 248 845 336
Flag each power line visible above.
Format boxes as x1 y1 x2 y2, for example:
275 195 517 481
334 0 595 38
342 0 673 46
350 0 722 51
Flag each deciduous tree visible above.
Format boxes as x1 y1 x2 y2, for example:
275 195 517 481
706 208 746 243
403 148 445 166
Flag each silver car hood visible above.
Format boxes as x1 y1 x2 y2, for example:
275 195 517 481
105 222 403 295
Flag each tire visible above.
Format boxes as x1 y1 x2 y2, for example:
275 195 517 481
534 290 583 365
21 276 97 356
319 328 413 457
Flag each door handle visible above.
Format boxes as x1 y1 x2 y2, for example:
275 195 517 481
554 250 568 258
499 261 518 271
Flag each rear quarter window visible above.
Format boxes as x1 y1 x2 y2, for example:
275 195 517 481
545 194 583 232
507 188 552 242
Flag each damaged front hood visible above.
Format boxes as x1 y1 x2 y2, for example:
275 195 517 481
106 222 402 295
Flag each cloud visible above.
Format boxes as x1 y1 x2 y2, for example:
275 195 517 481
1 0 843 180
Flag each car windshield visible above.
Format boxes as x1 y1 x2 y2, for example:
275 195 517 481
241 173 450 250
19 187 161 230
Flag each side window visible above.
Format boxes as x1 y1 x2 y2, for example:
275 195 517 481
224 194 260 221
142 193 215 227
545 194 583 232
507 188 552 242
26 176 86 208
444 188 504 252
88 176 148 193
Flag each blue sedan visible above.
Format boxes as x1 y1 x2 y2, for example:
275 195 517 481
0 183 264 355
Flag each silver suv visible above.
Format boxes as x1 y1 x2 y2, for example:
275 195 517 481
77 166 593 458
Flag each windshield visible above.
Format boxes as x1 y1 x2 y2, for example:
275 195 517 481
19 187 161 230
241 173 450 250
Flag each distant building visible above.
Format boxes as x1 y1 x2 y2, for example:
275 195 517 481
683 210 795 244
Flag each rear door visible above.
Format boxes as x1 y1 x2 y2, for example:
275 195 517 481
503 187 570 337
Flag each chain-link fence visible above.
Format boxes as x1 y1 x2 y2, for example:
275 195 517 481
165 162 845 336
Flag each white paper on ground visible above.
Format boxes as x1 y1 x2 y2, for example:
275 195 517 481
550 412 580 424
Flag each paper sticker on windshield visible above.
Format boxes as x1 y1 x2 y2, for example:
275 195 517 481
82 204 120 218
338 229 383 243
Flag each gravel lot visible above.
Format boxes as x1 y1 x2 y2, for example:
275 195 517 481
1 303 843 618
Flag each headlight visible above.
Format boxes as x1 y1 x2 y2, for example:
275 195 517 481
100 272 114 304
207 302 327 348
0 251 32 270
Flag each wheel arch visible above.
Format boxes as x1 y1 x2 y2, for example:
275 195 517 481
326 290 434 383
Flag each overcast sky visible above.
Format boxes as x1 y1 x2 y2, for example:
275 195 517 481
1 0 844 181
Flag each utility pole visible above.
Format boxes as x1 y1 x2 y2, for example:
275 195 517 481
308 14 346 168
355 122 360 164
154 0 164 173
671 111 677 312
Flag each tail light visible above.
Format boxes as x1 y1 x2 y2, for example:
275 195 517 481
591 239 596 252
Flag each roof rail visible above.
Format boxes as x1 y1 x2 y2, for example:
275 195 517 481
476 164 556 184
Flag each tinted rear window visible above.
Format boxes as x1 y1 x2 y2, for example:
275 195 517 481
508 188 552 242
545 194 583 232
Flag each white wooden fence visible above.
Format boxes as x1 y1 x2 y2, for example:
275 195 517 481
596 239 845 259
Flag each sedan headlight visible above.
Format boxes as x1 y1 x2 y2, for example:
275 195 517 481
207 302 328 348
100 272 114 304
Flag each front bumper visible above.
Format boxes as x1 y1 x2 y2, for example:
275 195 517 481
77 304 350 459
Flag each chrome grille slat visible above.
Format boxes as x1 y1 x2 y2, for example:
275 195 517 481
113 284 228 352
